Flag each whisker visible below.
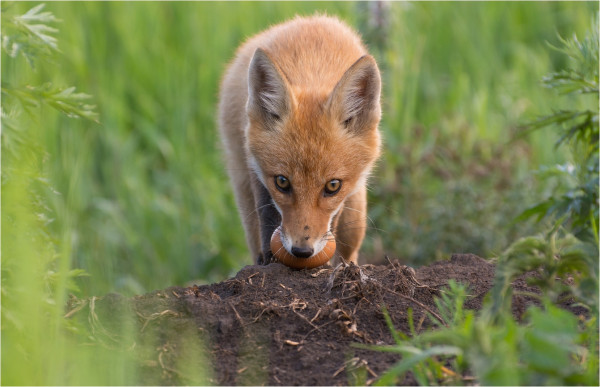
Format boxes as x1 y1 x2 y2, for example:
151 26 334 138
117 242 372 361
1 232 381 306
335 219 363 228
325 231 382 246
335 225 387 233
341 205 378 228
334 218 386 234
243 202 276 222
332 239 351 248
341 206 364 214
273 242 286 257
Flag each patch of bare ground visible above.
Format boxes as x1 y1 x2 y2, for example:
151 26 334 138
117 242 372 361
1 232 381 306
67 254 582 385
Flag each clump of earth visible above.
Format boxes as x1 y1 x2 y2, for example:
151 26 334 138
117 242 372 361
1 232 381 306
68 254 583 385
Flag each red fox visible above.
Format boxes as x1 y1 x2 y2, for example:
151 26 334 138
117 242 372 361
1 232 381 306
218 15 381 265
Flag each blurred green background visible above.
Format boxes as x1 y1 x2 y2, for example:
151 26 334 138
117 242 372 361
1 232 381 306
2 1 598 385
3 1 596 297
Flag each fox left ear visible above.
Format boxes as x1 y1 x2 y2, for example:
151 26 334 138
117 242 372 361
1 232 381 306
327 55 381 133
247 48 293 127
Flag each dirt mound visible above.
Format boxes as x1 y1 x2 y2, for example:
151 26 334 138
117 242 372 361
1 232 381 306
73 254 553 385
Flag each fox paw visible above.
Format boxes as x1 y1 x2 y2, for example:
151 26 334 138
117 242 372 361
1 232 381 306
257 251 275 265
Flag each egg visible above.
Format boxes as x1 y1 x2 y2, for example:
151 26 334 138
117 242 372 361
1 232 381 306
270 228 336 269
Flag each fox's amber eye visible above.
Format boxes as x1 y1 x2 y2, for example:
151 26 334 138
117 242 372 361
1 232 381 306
324 179 342 196
275 175 291 192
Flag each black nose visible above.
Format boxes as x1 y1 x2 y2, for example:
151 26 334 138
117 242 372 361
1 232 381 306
291 246 313 258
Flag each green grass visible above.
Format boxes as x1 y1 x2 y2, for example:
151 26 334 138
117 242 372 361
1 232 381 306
1 2 598 384
12 1 594 295
366 18 598 384
5 1 361 296
368 2 597 262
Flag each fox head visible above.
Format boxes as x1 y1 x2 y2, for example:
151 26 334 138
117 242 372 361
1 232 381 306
245 48 381 259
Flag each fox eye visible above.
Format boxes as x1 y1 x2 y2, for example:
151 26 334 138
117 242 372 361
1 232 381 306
324 179 342 196
275 175 291 193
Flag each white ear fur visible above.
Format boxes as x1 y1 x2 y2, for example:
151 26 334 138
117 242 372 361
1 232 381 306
327 55 381 131
247 48 291 124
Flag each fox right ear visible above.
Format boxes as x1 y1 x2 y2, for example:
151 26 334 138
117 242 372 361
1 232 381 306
327 55 381 134
247 48 292 126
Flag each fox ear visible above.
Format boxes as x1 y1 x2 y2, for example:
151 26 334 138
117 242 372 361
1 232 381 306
247 48 292 126
327 55 381 133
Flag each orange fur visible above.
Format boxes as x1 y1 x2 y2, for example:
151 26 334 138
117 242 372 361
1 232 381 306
218 15 381 265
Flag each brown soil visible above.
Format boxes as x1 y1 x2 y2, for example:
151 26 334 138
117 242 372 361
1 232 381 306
70 254 581 385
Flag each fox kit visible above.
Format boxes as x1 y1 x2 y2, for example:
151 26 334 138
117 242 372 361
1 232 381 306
218 15 381 265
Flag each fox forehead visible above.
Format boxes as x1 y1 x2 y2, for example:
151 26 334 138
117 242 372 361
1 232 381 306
250 126 376 188
247 80 380 187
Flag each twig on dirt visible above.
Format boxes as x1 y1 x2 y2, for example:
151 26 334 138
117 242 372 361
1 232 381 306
358 265 370 283
137 309 181 333
229 302 245 326
310 308 322 323
325 262 374 300
288 298 308 311
245 299 288 326
333 357 377 379
210 290 221 300
300 320 335 342
365 364 378 378
353 297 370 315
332 364 346 377
311 268 332 278
292 309 319 330
385 255 394 265
284 339 301 346
246 272 260 285
387 257 438 292
380 285 448 327
246 307 268 325
325 262 346 292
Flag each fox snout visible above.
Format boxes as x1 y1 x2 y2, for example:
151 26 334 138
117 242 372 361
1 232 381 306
276 225 332 259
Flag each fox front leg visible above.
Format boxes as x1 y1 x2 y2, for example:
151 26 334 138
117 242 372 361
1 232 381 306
252 178 281 265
